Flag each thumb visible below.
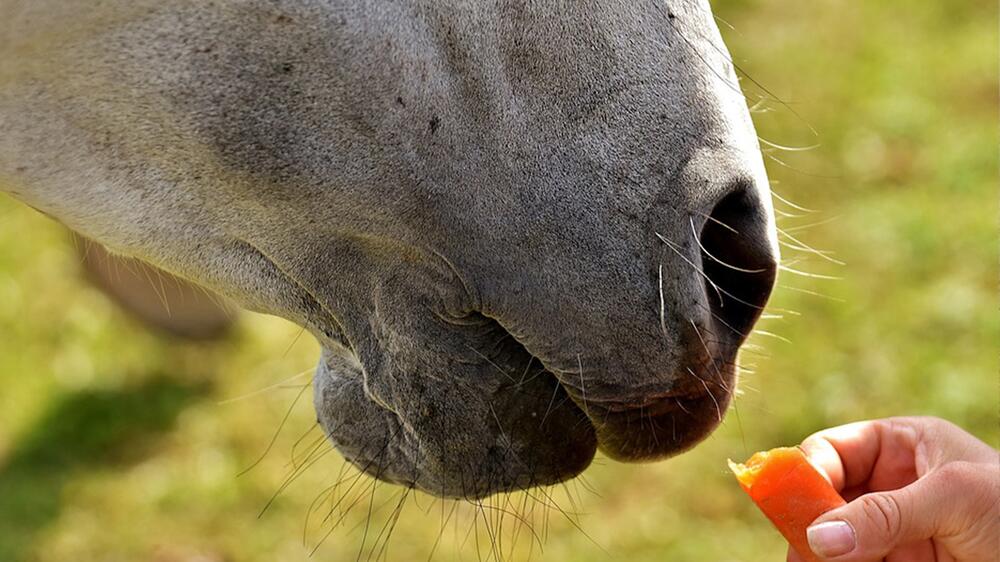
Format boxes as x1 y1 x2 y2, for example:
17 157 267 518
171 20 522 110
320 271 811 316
805 469 954 560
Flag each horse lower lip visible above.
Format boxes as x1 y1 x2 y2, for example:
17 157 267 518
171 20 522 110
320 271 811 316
581 386 733 462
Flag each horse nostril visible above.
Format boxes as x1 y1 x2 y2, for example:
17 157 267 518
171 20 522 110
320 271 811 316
699 187 778 344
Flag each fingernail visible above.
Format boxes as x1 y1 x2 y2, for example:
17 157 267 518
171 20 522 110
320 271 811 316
807 521 856 558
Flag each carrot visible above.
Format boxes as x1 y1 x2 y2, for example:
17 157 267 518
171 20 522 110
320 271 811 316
729 447 846 562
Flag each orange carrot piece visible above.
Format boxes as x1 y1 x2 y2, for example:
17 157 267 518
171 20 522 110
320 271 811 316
729 447 846 562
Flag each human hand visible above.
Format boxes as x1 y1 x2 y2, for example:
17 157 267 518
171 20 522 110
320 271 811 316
786 417 999 562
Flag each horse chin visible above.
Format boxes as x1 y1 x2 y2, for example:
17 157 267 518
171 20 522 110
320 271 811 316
312 349 598 500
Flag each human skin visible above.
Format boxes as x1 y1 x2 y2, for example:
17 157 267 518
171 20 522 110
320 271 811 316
786 417 999 562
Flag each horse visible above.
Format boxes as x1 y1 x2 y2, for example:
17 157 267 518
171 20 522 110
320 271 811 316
0 0 778 499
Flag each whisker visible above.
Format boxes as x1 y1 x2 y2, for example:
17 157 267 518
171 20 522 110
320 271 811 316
690 209 740 234
313 434 401 556
668 15 818 136
656 232 724 307
688 367 722 423
748 98 772 113
539 376 564 428
777 227 846 265
751 329 791 344
690 217 769 273
658 263 668 338
781 216 840 233
283 325 308 358
730 393 749 458
771 190 819 213
657 232 768 311
238 381 311 477
713 14 738 33
369 488 409 562
778 284 846 302
427 499 460 562
674 397 693 415
758 137 820 152
531 487 608 555
287 427 326 470
217 367 314 405
304 480 342 546
696 301 748 339
261 446 333 519
764 152 839 179
465 344 518 383
778 264 842 280
773 207 810 219
687 320 724 386
517 356 535 386
779 238 840 259
577 353 589 419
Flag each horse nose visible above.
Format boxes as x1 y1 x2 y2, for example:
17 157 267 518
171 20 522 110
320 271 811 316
589 166 779 463
661 148 779 349
697 183 778 345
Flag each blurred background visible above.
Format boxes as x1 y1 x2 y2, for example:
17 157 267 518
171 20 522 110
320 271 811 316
0 1 995 560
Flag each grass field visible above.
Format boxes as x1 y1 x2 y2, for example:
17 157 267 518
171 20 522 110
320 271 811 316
0 1 996 560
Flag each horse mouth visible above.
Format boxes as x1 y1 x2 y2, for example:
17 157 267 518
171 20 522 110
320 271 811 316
546 354 737 464
576 376 735 462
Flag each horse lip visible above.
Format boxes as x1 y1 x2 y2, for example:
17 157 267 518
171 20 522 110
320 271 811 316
546 363 737 462
582 389 691 414
586 384 735 462
558 368 732 417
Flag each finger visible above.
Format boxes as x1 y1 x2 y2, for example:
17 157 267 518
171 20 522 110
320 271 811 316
798 434 849 491
912 416 999 467
799 420 885 491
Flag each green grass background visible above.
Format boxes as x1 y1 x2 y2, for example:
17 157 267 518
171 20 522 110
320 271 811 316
0 1 995 560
